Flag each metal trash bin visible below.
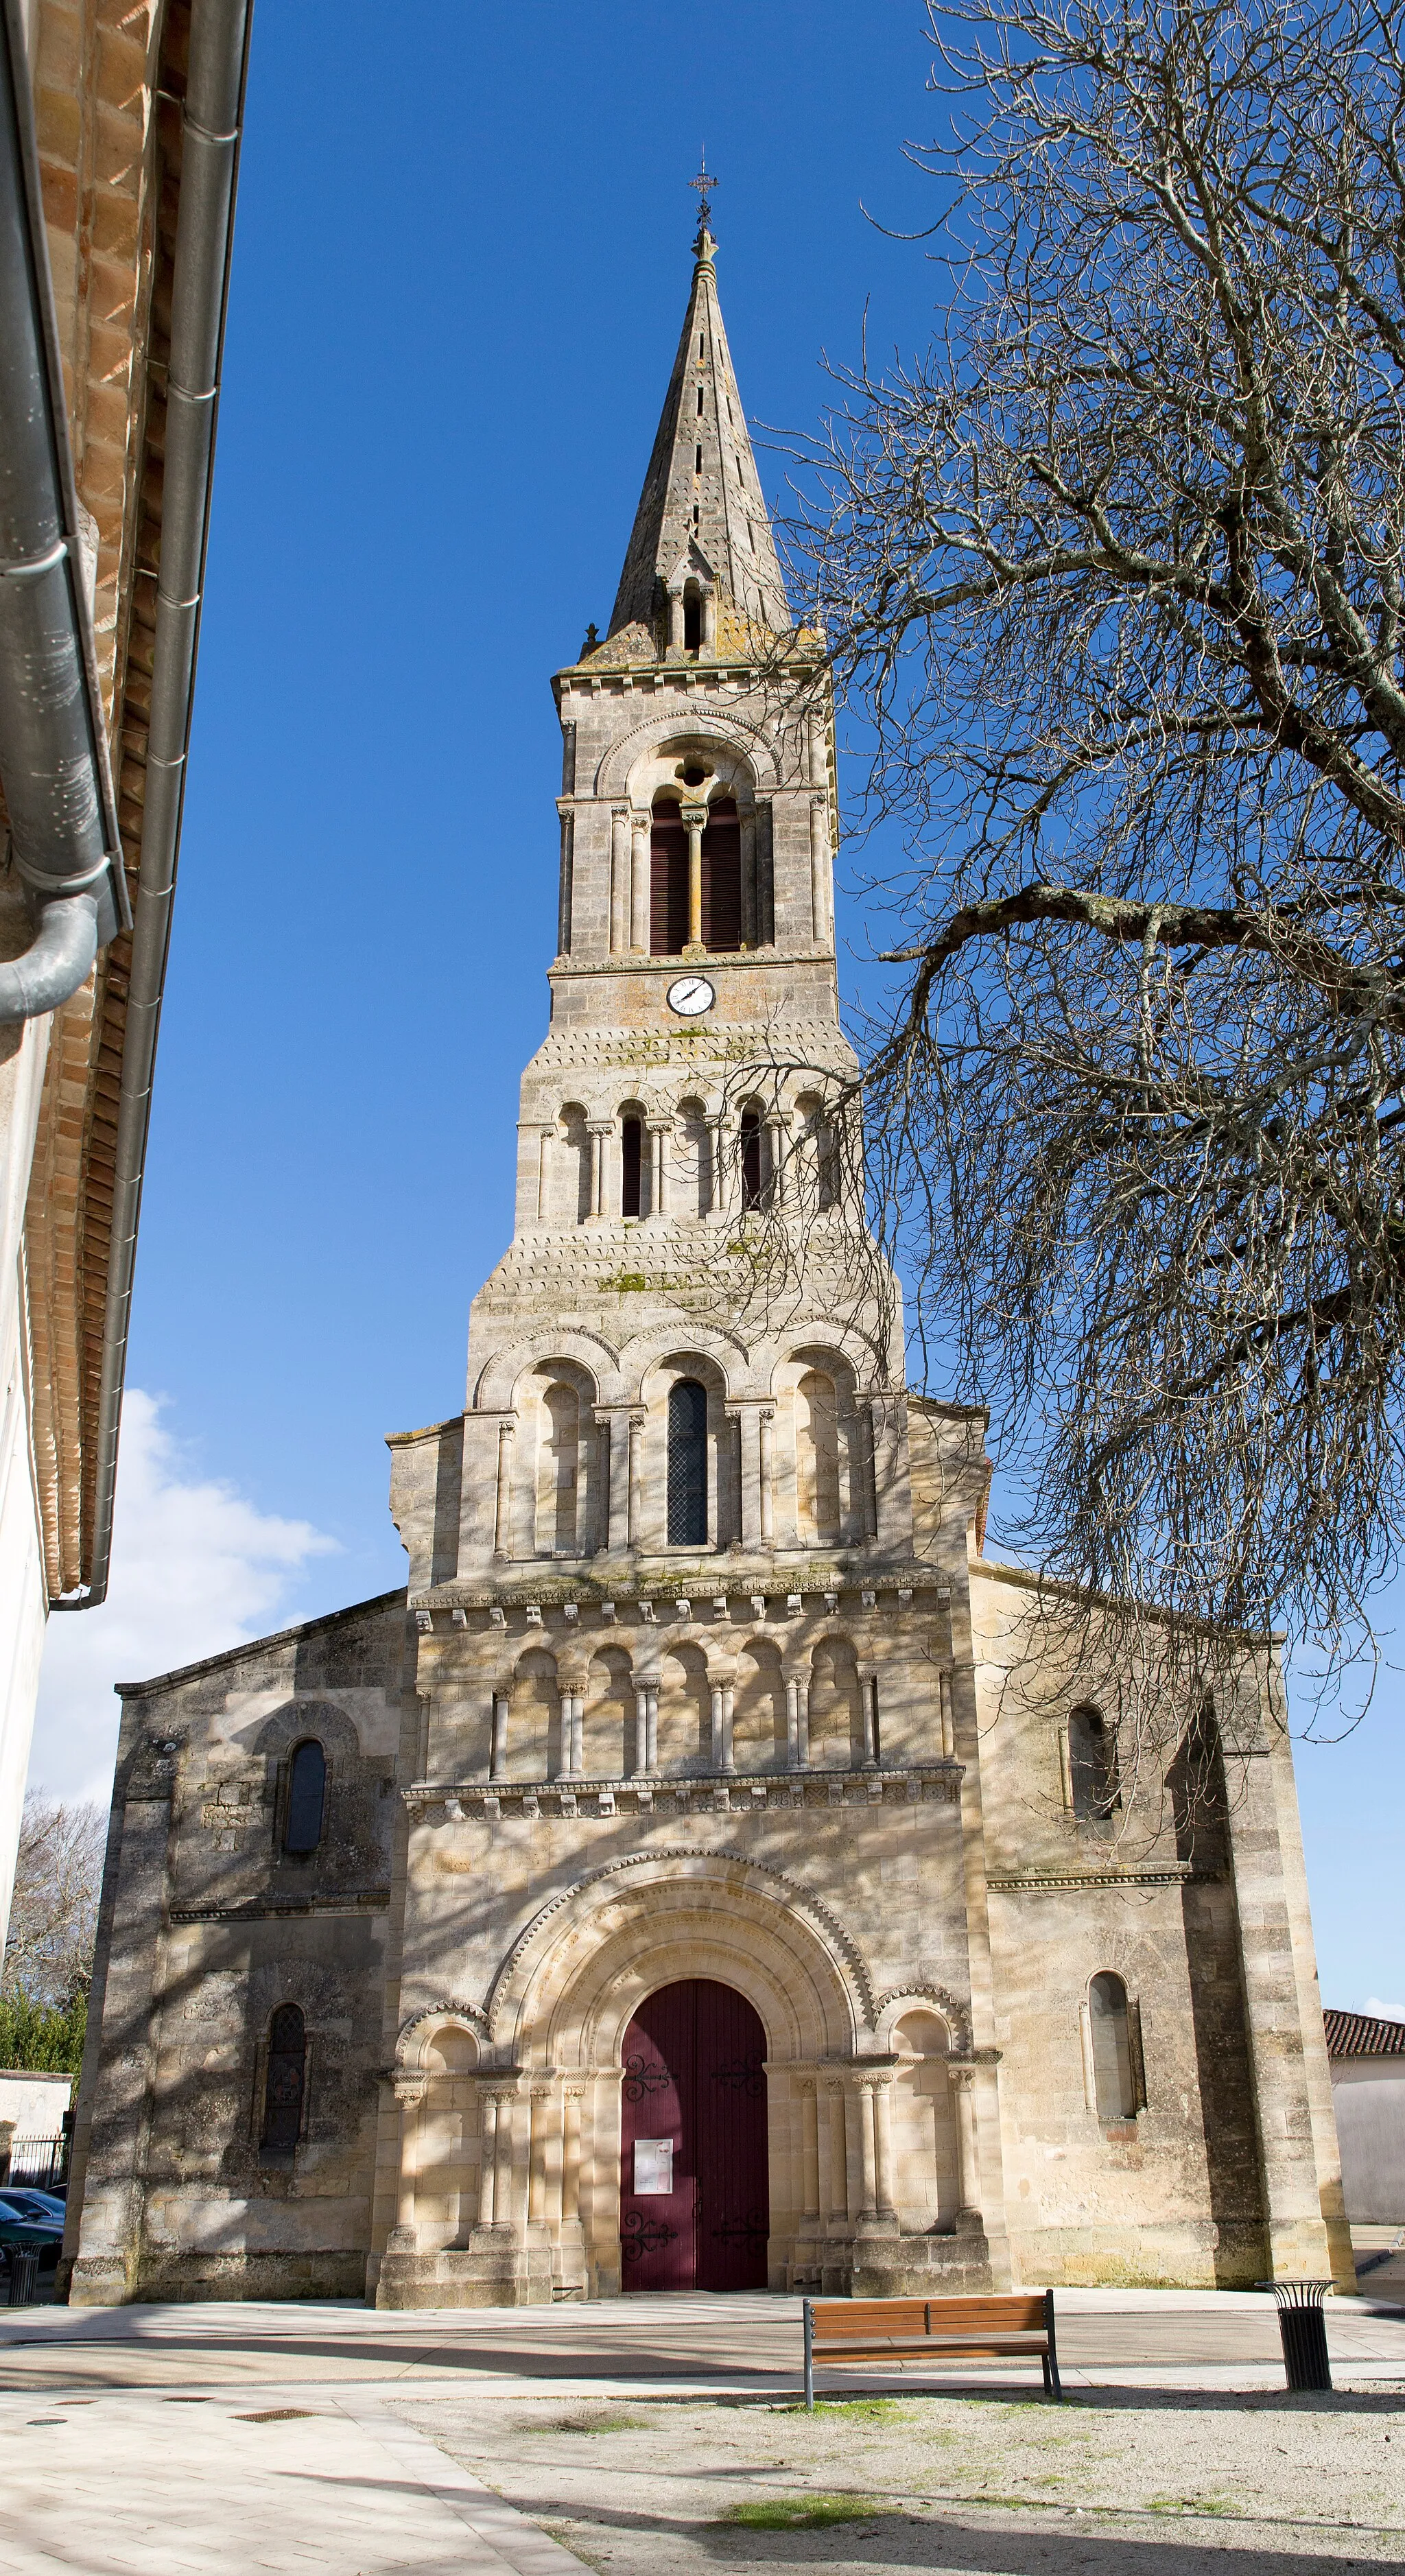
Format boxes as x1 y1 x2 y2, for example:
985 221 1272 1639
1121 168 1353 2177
0 2247 42 2308
1259 2279 1332 2391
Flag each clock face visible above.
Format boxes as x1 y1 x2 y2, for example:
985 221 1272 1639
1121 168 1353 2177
666 974 716 1018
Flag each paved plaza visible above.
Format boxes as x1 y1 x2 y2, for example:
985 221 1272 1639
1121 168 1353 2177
3 2287 1404 2573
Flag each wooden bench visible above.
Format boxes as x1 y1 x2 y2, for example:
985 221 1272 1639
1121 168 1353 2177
802 2292 1061 2407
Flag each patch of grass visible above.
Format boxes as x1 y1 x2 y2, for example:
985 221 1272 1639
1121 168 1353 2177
722 2494 897 2531
1146 2494 1236 2518
814 2398 912 2422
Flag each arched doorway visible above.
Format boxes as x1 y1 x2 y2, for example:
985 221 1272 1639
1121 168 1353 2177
619 1978 768 2292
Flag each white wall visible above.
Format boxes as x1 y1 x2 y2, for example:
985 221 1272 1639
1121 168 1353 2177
1330 2060 1405 2225
0 1011 52 1963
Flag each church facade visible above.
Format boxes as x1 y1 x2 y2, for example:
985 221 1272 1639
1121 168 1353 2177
63 224 1351 2311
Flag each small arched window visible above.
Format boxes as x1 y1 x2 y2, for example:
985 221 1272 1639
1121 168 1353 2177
261 2003 306 2151
740 1109 763 1211
284 1740 326 1854
683 587 702 651
1089 1972 1139 2121
622 1115 642 1218
1069 1706 1120 1820
667 1379 708 1546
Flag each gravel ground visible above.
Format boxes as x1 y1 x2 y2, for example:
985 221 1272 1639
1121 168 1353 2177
392 2385 1405 2573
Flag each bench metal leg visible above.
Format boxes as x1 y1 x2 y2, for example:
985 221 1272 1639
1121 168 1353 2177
803 2299 814 2411
1043 2289 1062 2397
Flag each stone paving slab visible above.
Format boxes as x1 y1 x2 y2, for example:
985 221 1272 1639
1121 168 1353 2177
0 2383 587 2576
3 2289 1404 2400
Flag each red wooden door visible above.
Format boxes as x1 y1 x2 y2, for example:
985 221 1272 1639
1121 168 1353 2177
619 1979 769 2293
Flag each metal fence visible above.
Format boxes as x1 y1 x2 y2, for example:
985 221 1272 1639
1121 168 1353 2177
2 2130 69 2190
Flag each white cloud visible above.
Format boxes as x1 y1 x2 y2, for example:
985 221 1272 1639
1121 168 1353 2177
29 1391 336 1807
1365 1996 1405 2024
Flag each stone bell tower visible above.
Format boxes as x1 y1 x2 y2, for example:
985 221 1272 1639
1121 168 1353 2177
67 200 1348 2320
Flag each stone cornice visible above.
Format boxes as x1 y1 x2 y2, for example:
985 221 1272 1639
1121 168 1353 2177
986 1866 1220 1893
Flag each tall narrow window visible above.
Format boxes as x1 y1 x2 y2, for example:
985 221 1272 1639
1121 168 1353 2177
622 1116 642 1218
695 442 702 473
667 1380 708 1546
740 1110 763 1211
696 386 704 416
683 590 702 650
261 2004 306 2151
284 1741 325 1854
700 799 740 951
1089 1973 1138 2120
650 807 689 954
1069 1707 1120 1819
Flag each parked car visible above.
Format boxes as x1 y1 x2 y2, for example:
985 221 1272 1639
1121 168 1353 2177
0 2188 65 2223
0 2194 63 2271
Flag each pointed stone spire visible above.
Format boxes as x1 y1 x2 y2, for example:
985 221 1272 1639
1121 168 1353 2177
607 220 791 646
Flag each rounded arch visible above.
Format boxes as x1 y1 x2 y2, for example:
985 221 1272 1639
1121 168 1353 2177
394 2002 489 2070
595 710 780 800
471 1327 619 1413
485 1850 872 2062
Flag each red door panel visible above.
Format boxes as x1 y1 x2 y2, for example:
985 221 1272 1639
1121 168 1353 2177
619 1979 768 2294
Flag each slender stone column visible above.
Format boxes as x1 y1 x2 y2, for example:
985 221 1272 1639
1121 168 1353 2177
609 806 629 952
949 2066 981 2219
558 1694 583 1780
668 589 685 652
536 1126 554 1220
872 2076 897 2221
645 1688 658 1770
938 1670 954 1758
529 2085 552 2226
634 1690 650 1777
587 1121 612 1220
858 1668 879 1770
800 2081 820 2231
810 794 829 941
711 1683 725 1773
489 1692 510 1781
786 1677 800 1770
562 2082 585 2228
390 2072 426 2248
493 1419 516 1559
647 1119 671 1218
794 1673 810 1769
681 802 708 947
855 2079 879 2221
477 2091 498 2226
627 1413 645 1548
766 1111 788 1210
759 1406 776 1546
493 2090 515 2228
721 1684 735 1773
825 2081 849 2227
630 811 650 949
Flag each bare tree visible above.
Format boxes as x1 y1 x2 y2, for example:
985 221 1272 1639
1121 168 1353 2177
791 0 1405 1705
2 1795 106 2005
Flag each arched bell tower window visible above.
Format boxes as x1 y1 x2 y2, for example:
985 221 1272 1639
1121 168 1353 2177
667 1380 708 1546
622 1115 642 1218
683 584 702 651
1069 1707 1120 1820
283 1740 326 1854
1088 1972 1139 2120
261 2004 306 2152
740 1109 763 1211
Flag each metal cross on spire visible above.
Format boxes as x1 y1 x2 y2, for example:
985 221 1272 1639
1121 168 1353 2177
689 150 716 241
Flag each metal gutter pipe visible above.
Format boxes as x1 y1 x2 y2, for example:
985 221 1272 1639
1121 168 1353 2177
58 0 253 1607
0 0 128 1023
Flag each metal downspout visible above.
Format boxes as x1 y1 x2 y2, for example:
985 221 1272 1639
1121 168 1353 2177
0 0 128 1021
56 0 254 1607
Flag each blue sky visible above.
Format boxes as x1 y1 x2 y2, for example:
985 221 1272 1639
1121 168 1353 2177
32 1 1404 2018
